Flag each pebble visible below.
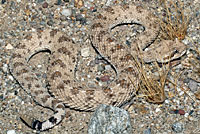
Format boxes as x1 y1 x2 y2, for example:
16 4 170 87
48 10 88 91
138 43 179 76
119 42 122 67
47 20 54 26
81 47 90 57
0 94 4 101
61 9 72 17
172 122 184 133
183 78 190 83
89 60 95 67
1 0 6 4
178 109 185 115
87 81 96 88
10 1 16 10
55 0 61 5
94 58 100 64
60 15 67 21
6 44 13 49
189 110 194 115
8 75 14 81
75 0 84 8
42 2 48 8
164 99 169 104
97 65 105 72
184 113 189 117
105 65 112 70
7 130 16 134
75 14 86 24
84 1 92 9
179 91 184 96
143 128 151 134
105 0 112 6
155 107 161 113
170 109 185 115
100 75 110 82
188 79 198 91
2 64 8 72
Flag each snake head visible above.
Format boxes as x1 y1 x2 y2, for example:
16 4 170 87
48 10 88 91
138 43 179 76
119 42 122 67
143 39 187 63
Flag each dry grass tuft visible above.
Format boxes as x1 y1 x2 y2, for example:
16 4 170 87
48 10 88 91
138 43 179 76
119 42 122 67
159 0 189 40
137 62 168 104
127 0 191 104
129 47 172 104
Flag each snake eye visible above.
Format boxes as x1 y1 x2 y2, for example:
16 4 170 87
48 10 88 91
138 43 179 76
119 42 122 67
174 49 179 54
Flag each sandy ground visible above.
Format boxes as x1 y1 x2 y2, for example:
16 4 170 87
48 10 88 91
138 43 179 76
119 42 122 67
0 0 200 134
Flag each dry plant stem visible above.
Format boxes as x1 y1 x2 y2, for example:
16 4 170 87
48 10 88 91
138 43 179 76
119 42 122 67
160 0 189 40
167 78 196 102
130 47 168 103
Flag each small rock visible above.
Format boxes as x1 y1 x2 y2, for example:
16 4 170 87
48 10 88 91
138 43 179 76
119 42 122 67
81 47 90 57
170 109 185 115
10 1 16 10
169 109 178 114
47 20 54 26
61 9 72 17
40 21 46 25
87 81 96 88
94 58 100 64
75 0 84 8
172 122 184 133
105 0 112 6
6 44 13 49
100 75 110 82
42 2 48 8
143 128 151 134
75 14 86 24
84 1 92 9
189 110 194 115
60 15 67 21
8 75 14 81
7 130 16 134
75 14 83 21
1 0 6 4
179 91 184 96
88 104 133 134
97 65 105 72
188 79 198 91
184 113 189 117
183 78 190 83
2 64 8 72
89 60 95 67
96 77 100 81
178 109 185 115
56 0 62 5
105 65 112 70
155 107 161 113
0 94 4 101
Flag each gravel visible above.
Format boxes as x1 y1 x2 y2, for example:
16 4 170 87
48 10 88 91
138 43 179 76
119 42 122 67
0 0 199 134
61 8 72 17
